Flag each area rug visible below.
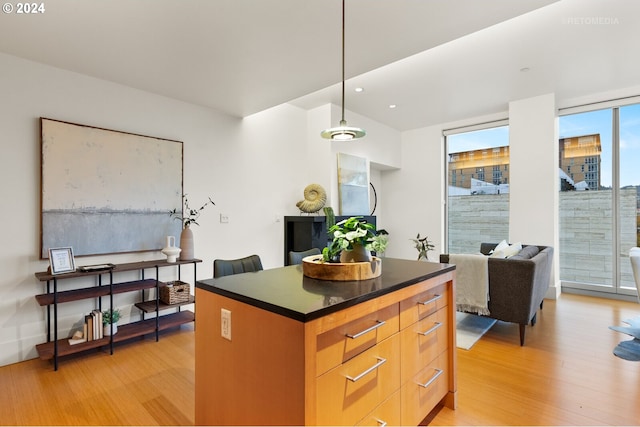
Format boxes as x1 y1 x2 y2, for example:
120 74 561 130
456 312 497 350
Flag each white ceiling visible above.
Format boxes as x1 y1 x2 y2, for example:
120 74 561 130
1 0 639 131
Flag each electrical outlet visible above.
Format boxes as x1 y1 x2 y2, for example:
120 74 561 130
220 213 229 223
221 308 231 340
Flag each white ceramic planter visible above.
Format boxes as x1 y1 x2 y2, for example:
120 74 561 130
104 322 118 336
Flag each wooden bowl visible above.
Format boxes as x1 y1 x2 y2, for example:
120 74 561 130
301 255 382 281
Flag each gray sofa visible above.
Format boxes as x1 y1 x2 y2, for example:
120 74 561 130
440 243 554 345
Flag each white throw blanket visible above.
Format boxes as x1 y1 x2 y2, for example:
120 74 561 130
449 253 490 315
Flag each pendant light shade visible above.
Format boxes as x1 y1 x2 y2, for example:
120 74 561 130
320 120 366 141
321 0 365 141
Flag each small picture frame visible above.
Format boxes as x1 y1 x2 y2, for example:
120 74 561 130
48 247 76 275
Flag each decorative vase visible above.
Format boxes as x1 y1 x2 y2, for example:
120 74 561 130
180 224 194 260
161 235 181 262
340 243 372 263
104 322 118 336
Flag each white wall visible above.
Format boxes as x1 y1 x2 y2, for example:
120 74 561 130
383 126 445 261
3 47 633 367
384 102 561 298
0 52 402 366
383 112 509 262
509 94 560 297
304 105 336 204
329 107 401 232
327 104 402 171
304 104 401 231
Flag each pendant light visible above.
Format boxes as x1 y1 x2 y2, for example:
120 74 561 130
320 0 366 141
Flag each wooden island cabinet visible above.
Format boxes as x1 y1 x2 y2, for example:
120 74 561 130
195 258 456 426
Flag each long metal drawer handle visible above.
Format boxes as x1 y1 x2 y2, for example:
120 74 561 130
375 418 387 427
346 357 387 382
420 294 442 305
419 321 443 336
418 368 443 388
346 320 386 339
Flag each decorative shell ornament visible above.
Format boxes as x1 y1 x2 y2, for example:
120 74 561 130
296 184 327 214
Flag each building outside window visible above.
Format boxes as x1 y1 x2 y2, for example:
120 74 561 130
445 123 509 254
445 104 639 302
559 104 640 300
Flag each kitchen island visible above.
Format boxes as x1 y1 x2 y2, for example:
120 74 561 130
195 257 456 426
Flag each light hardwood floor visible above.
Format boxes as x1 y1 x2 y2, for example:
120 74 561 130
1 293 639 426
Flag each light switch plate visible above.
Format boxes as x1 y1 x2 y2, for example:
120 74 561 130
221 308 231 340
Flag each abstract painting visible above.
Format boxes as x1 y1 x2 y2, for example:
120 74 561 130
337 153 369 215
40 118 183 258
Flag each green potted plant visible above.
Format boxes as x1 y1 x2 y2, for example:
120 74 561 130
322 216 389 263
102 308 121 336
411 233 435 261
369 229 389 255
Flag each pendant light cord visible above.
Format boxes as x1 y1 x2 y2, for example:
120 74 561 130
340 0 346 124
320 0 365 139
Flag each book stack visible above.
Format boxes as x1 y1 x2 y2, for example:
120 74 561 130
68 310 103 345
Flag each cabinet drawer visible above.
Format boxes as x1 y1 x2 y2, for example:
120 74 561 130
399 283 448 330
400 307 448 383
316 303 399 376
400 351 449 426
316 334 400 426
355 389 401 426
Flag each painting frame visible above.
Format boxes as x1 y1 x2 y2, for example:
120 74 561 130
40 118 183 259
337 153 370 215
48 247 76 275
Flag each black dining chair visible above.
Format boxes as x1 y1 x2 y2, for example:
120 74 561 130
213 254 263 278
288 248 321 265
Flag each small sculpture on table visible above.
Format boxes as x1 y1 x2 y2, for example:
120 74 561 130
296 183 327 214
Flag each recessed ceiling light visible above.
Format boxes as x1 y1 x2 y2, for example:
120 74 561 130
389 104 397 109
354 87 364 93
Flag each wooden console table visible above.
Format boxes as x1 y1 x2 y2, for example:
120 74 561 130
195 258 456 425
35 258 201 370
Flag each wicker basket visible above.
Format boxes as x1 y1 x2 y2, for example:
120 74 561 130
159 281 191 304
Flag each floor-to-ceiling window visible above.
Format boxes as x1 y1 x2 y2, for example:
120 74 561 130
618 104 640 297
559 102 640 299
444 122 509 253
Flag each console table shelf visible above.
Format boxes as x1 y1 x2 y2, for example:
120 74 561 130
35 310 195 360
34 258 202 282
135 296 195 313
35 279 159 306
34 258 201 370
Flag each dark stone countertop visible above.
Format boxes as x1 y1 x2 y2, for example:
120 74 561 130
196 258 455 322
